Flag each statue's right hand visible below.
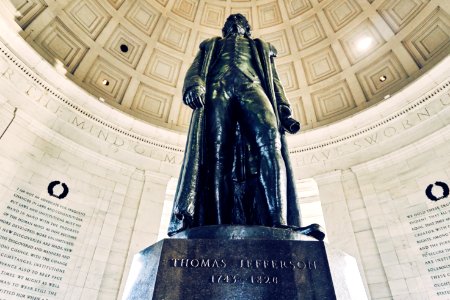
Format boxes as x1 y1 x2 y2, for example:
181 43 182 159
184 86 206 109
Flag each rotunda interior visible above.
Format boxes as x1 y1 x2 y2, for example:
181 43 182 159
0 0 449 299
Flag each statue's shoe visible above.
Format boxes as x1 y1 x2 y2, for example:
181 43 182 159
274 223 326 241
296 223 325 241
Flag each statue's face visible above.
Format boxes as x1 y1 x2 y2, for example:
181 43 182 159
222 14 251 37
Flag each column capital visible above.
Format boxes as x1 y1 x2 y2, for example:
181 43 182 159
313 170 343 185
144 170 172 185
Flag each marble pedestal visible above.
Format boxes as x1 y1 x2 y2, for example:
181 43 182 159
122 226 367 300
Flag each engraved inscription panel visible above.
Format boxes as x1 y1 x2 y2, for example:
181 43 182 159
407 201 450 297
153 239 335 299
0 188 85 299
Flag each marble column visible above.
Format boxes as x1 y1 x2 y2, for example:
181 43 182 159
314 170 369 294
117 170 171 299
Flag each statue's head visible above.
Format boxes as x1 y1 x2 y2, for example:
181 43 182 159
222 14 251 37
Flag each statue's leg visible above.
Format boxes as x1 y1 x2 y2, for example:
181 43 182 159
237 82 288 226
204 81 236 224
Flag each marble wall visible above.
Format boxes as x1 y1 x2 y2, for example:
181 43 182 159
0 14 450 300
0 91 173 299
0 26 178 299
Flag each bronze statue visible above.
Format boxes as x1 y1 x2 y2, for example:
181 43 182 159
169 14 311 237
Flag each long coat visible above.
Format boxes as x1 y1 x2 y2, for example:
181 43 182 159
168 36 301 236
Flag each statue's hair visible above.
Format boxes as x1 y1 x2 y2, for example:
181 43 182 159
222 14 251 37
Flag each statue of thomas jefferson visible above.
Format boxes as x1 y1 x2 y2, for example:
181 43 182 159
169 14 311 236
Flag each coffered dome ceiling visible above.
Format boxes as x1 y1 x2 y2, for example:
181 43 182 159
3 0 449 132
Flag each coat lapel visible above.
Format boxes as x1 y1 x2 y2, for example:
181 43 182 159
253 39 280 128
200 37 220 79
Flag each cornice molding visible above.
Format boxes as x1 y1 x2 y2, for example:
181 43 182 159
291 76 450 154
0 26 449 174
0 43 185 152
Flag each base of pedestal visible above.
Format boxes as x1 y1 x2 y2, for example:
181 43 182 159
122 225 367 300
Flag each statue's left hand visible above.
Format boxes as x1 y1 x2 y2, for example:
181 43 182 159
184 86 206 109
282 117 300 134
279 105 300 134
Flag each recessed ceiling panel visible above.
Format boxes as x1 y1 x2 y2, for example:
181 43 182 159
65 0 111 40
339 19 385 65
158 19 191 53
83 57 131 103
277 62 299 92
402 7 450 67
7 0 449 132
302 46 342 85
261 30 291 57
290 96 308 127
356 51 409 100
323 0 363 32
257 2 283 28
201 3 226 29
125 0 161 35
6 0 47 29
145 50 183 87
378 0 429 33
311 80 356 121
34 17 89 74
292 14 327 50
171 0 199 22
284 0 313 19
104 24 146 69
132 83 173 122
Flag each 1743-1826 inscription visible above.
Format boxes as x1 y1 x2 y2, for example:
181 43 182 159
0 187 85 300
123 237 336 300
168 257 317 285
